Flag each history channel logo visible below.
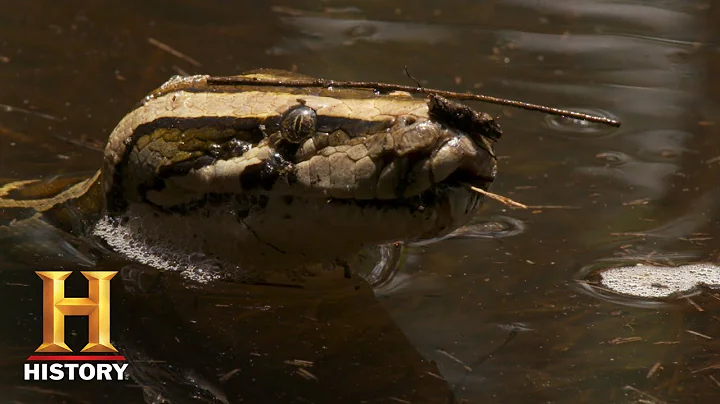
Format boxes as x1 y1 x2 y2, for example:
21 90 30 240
24 271 128 381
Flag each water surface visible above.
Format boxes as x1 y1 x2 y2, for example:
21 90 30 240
1 1 719 403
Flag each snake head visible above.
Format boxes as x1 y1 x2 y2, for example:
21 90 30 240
98 73 501 276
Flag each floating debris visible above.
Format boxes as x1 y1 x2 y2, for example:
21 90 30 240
218 368 240 383
692 364 720 374
435 349 472 372
686 329 712 340
622 385 667 404
148 37 203 67
295 368 318 381
469 185 527 209
608 336 643 345
647 362 662 379
0 103 59 121
425 371 445 381
709 375 720 389
284 359 314 368
4 282 29 287
599 263 720 298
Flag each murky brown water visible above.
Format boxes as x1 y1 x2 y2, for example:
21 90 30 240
1 1 719 403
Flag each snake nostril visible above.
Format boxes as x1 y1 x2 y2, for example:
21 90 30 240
401 116 417 126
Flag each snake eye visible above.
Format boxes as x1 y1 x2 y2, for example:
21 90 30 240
280 103 317 143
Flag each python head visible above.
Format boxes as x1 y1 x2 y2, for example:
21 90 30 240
98 72 501 275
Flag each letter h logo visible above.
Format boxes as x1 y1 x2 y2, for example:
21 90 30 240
35 271 117 353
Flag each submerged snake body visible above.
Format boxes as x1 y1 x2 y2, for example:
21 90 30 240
0 70 500 280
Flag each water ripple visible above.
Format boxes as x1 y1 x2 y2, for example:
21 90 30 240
408 215 525 247
268 16 456 54
544 107 620 137
357 243 405 288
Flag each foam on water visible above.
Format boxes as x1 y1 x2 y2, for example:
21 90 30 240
93 216 222 283
600 262 720 298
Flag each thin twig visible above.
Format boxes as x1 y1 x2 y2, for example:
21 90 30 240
608 336 643 345
284 359 314 367
706 156 720 165
469 186 528 209
295 368 318 381
525 205 581 210
207 76 621 127
0 103 59 121
218 368 240 382
171 65 190 76
622 385 667 404
647 362 662 378
686 329 712 340
609 232 663 238
426 371 445 381
679 295 704 312
450 328 519 402
435 349 472 372
692 364 720 374
148 37 202 67
48 133 104 152
4 282 30 287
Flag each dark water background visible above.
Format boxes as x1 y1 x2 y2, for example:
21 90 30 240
1 1 719 403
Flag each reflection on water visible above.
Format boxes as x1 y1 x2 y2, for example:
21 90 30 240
1 0 719 403
543 108 620 137
407 215 526 247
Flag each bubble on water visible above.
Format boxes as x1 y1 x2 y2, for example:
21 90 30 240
599 263 720 298
93 216 221 284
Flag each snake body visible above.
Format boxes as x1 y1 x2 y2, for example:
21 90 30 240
0 70 500 281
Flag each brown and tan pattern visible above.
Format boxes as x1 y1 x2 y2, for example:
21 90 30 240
0 70 500 281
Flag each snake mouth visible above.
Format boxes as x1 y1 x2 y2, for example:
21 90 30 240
287 116 497 201
324 181 482 215
323 160 494 209
284 126 498 243
316 176 493 250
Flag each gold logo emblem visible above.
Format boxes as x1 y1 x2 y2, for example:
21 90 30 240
35 271 118 353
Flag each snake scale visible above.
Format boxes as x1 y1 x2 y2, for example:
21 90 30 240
0 69 500 282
